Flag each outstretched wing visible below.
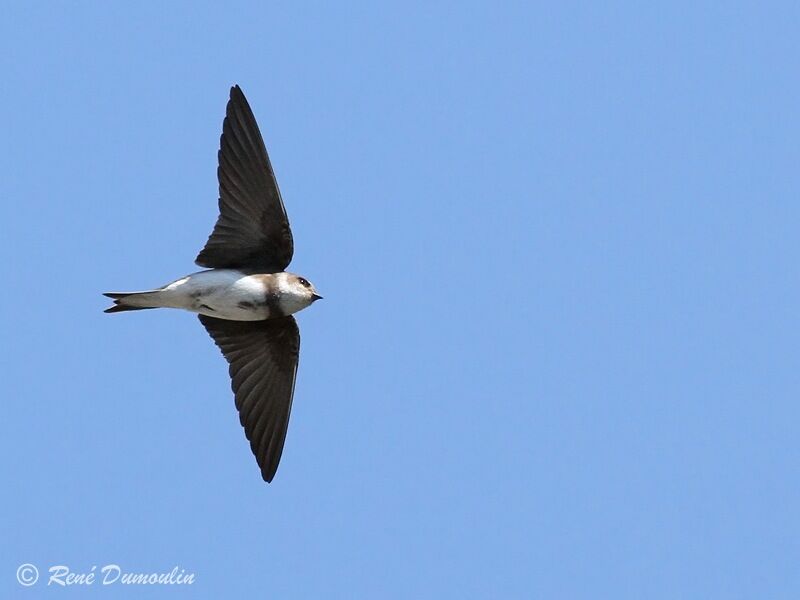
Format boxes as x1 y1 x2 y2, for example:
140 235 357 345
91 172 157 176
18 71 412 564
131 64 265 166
199 314 300 483
196 85 294 272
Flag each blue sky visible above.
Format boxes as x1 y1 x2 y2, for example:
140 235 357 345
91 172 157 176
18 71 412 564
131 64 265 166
2 2 799 598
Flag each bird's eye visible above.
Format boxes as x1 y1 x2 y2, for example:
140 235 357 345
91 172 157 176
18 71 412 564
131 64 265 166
298 278 309 287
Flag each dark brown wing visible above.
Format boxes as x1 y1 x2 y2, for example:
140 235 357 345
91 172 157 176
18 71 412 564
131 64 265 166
196 85 294 271
199 314 300 483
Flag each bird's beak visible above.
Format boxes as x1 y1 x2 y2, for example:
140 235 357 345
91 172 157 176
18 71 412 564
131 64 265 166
311 293 323 302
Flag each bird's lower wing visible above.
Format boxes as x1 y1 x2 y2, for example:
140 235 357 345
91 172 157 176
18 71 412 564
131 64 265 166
198 314 300 482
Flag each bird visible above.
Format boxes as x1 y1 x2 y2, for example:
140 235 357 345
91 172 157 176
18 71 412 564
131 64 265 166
104 85 321 483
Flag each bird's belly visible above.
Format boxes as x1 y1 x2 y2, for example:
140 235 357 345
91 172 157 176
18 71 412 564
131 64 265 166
194 292 271 321
165 270 272 321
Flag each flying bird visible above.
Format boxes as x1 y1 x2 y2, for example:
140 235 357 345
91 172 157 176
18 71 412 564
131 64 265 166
104 85 321 483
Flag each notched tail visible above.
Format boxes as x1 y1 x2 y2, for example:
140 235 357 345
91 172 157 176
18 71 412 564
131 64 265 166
103 291 162 314
104 304 155 314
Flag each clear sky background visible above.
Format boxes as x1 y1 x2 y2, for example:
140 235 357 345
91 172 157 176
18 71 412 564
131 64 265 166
2 2 799 598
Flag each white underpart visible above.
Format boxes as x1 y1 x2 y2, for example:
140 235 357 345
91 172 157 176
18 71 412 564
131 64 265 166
142 269 309 321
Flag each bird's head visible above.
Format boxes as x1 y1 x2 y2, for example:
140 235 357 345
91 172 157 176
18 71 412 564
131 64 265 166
280 273 323 313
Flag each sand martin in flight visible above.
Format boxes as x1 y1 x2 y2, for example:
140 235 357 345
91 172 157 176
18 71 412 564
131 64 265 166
104 85 321 483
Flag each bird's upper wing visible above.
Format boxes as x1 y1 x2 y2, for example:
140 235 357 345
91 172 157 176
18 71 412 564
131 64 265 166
198 314 300 483
195 85 294 272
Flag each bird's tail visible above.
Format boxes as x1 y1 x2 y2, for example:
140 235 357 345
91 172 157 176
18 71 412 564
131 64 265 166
103 290 163 314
